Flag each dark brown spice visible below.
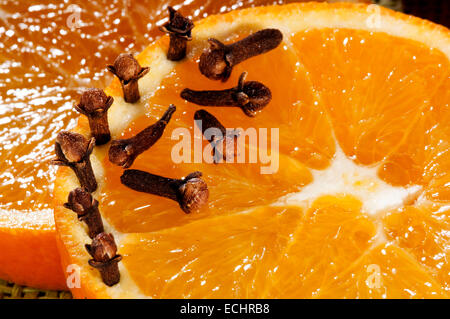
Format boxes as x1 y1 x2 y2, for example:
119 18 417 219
180 72 271 117
86 233 122 287
107 53 150 103
120 170 209 214
159 6 194 61
199 28 283 81
75 88 114 145
108 104 176 168
64 188 104 238
51 131 97 192
194 109 239 163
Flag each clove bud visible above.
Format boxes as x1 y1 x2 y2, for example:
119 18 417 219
75 88 113 145
107 53 149 103
51 131 97 192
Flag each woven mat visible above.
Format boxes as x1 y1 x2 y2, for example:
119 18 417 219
0 280 72 299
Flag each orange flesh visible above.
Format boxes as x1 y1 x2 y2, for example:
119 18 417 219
99 27 450 297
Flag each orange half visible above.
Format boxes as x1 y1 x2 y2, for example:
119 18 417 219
0 0 309 290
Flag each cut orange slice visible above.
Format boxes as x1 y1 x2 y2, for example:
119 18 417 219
0 0 337 291
54 3 450 298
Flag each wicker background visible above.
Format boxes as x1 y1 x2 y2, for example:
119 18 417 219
0 280 71 299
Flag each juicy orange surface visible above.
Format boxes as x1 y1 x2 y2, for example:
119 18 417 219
54 3 449 298
0 0 309 289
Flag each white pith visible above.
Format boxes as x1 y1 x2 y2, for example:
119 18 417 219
280 144 423 217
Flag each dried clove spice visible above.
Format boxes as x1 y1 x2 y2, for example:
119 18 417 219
120 170 209 214
181 72 271 117
108 104 176 168
75 88 114 145
194 109 239 163
64 187 104 238
107 53 150 103
159 6 194 61
86 233 122 287
52 131 97 192
199 28 283 81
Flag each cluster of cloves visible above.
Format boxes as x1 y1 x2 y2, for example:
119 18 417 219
180 27 281 119
64 189 122 286
52 129 122 286
51 6 283 288
160 8 282 162
107 103 209 214
52 52 151 287
160 7 282 83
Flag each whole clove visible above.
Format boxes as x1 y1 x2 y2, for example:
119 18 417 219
199 28 283 81
75 88 114 145
181 72 271 117
120 170 209 214
86 232 122 287
194 109 239 163
107 53 149 103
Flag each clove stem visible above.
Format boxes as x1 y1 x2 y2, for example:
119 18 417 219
108 104 176 168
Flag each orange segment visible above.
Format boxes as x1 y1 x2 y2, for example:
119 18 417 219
291 28 448 165
120 206 302 298
383 204 450 291
378 76 450 197
319 244 447 298
266 195 377 298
